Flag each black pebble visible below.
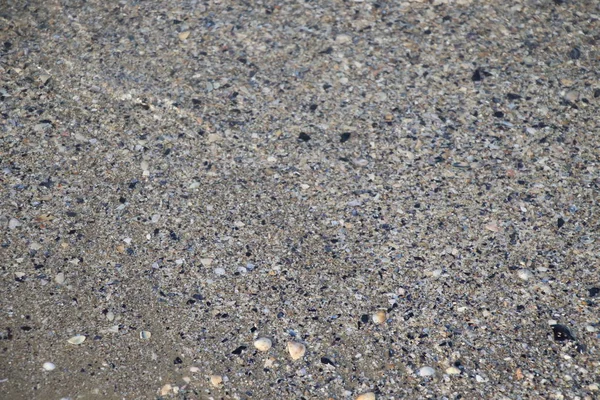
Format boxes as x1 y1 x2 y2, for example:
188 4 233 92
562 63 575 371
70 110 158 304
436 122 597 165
552 324 575 341
569 47 581 60
174 357 183 364
494 111 504 118
340 132 351 143
192 293 204 300
589 287 600 297
471 68 483 82
557 217 565 228
309 104 318 112
594 89 600 98
506 93 522 101
360 314 370 323
232 345 247 355
298 132 311 142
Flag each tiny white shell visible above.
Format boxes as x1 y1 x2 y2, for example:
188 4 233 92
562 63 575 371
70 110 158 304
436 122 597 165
43 362 56 371
67 335 86 345
445 366 461 375
372 310 386 324
418 366 435 377
287 341 306 360
356 393 376 400
140 331 151 340
253 337 272 352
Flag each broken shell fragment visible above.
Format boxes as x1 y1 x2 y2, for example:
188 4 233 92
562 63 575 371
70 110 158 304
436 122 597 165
43 362 56 371
253 337 272 352
287 341 306 360
67 335 86 345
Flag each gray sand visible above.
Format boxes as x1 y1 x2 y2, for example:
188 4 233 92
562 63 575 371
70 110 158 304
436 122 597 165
1 0 599 399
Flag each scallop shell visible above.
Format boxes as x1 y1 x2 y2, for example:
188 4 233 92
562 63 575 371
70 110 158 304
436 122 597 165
372 310 386 324
356 393 376 400
67 335 86 345
253 337 272 352
287 341 306 360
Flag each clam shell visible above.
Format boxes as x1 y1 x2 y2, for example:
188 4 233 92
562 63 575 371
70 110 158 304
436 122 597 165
253 337 272 352
140 331 151 340
356 393 376 400
287 341 306 360
67 335 86 345
372 310 386 324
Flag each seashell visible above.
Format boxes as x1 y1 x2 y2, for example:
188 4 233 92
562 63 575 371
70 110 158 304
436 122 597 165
356 392 376 400
210 375 223 387
140 331 151 340
372 310 386 324
67 335 86 345
287 341 306 360
43 362 56 371
253 337 272 352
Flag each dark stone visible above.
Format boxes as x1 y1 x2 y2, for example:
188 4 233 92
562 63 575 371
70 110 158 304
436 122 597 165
298 132 311 142
557 217 565 228
192 294 204 300
569 47 581 60
232 345 247 355
360 314 370 323
506 93 521 100
174 357 183 364
494 111 504 118
594 89 600 98
552 324 575 341
472 68 482 82
340 132 351 143
589 287 600 297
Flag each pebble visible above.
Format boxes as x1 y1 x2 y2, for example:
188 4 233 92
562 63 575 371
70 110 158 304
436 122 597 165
43 362 56 371
67 335 86 345
210 375 223 388
189 367 200 373
140 331 151 340
517 269 533 281
372 310 386 324
287 341 306 360
214 267 226 275
585 325 597 332
106 311 115 322
356 393 376 400
445 366 461 375
418 366 435 377
253 337 272 352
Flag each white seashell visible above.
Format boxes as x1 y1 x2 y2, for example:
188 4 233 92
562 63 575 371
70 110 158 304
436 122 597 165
189 366 200 373
106 311 115 322
418 366 435 377
253 337 272 352
356 392 376 400
43 362 56 371
372 310 386 324
67 335 86 345
287 341 306 360
140 331 151 340
210 375 223 387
